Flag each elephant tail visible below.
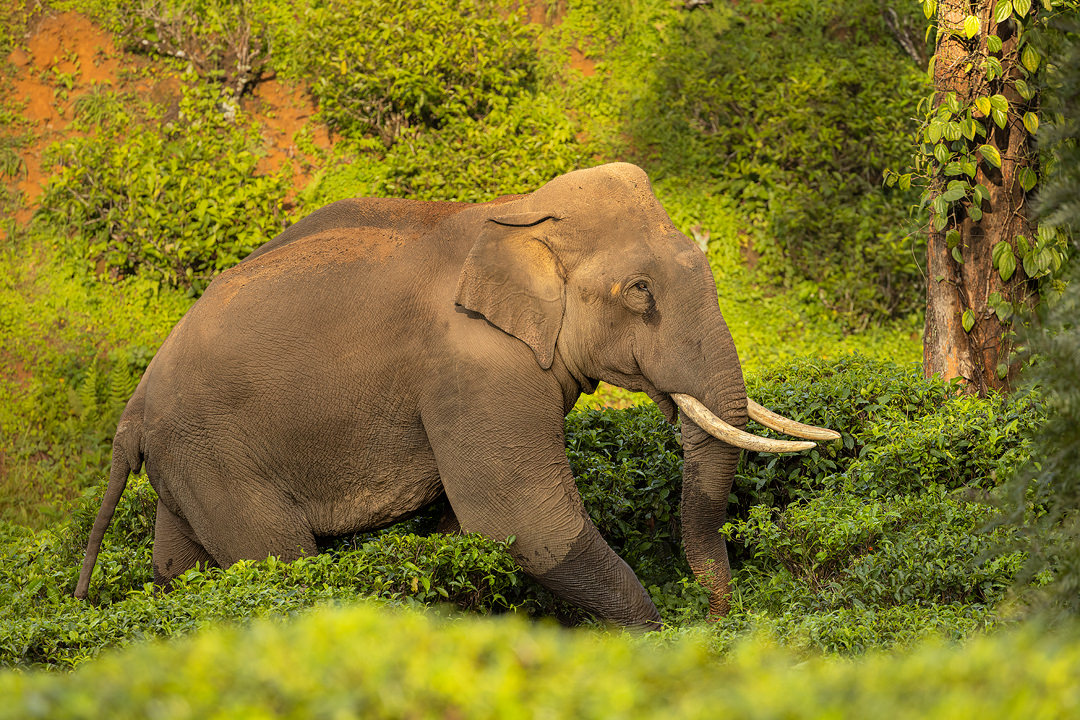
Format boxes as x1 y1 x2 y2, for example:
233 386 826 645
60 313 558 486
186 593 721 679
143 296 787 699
74 421 142 599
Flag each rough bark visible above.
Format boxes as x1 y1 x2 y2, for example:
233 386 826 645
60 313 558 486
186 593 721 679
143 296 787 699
924 0 1037 395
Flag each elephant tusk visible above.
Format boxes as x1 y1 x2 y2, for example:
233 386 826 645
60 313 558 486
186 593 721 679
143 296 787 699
747 399 842 442
671 394 817 453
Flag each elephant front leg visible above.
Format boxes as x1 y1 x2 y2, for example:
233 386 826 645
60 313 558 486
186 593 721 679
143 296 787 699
422 398 661 628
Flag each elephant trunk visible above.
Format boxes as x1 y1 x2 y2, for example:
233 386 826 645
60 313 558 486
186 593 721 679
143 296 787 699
678 380 746 618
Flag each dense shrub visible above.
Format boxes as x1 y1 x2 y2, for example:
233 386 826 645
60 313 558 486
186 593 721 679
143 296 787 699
0 238 191 527
281 0 537 145
76 0 271 98
39 77 290 293
0 478 554 669
1003 22 1080 618
570 357 1041 645
3 604 1080 719
378 91 586 202
627 0 928 322
0 356 1049 667
566 405 686 586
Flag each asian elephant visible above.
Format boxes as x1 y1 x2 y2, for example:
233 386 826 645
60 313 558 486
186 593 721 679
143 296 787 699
75 162 838 627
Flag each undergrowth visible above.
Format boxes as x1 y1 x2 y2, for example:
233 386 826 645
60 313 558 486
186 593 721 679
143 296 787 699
0 357 1045 668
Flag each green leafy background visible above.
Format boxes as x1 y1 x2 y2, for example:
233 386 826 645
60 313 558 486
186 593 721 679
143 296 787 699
1 0 1078 714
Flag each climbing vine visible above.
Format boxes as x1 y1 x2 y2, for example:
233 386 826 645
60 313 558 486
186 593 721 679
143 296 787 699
885 0 1076 392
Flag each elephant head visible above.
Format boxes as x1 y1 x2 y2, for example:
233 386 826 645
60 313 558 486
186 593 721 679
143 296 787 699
455 162 838 617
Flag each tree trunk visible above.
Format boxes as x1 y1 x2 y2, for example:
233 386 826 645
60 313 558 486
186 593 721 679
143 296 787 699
923 0 1037 395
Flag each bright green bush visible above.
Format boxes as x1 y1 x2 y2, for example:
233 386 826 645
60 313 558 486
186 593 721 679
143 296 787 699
66 0 272 98
737 355 1043 507
281 0 537 144
571 357 1041 643
727 488 1022 626
0 237 191 527
0 356 1050 668
378 91 586 202
3 604 1080 719
0 476 555 669
624 0 928 322
39 77 290 293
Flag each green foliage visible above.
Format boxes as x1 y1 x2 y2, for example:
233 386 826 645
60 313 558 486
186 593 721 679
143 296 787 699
1002 21 1080 618
3 603 1080 719
726 489 1022 648
39 76 290 293
281 0 537 145
566 405 687 586
737 355 1042 505
0 355 1046 667
895 0 1077 333
77 0 271 98
378 91 586 202
625 0 928 321
0 236 191 527
568 356 1041 646
575 357 1041 643
0 477 555 670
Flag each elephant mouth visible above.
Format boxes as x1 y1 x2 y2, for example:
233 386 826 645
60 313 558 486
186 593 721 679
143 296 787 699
644 386 678 424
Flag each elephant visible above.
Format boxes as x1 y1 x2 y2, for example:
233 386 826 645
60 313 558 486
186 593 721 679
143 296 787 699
74 162 838 627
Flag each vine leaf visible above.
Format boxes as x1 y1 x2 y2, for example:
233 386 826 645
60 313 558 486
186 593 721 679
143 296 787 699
1019 166 1037 192
1014 0 1032 16
999 249 1017 280
993 240 1017 281
994 0 1013 23
979 144 1002 167
1023 111 1039 134
962 309 975 333
964 15 981 38
1022 45 1040 72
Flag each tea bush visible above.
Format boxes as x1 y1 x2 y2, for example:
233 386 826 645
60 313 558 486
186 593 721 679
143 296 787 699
0 356 1048 668
378 91 586 202
0 477 556 669
280 0 537 145
568 356 1041 646
72 0 272 98
39 77 290 293
3 603 1080 719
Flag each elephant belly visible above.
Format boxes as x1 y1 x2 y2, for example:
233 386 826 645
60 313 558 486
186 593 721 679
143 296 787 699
296 437 444 538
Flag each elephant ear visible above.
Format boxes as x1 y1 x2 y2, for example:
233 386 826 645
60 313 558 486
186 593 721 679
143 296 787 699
455 212 564 369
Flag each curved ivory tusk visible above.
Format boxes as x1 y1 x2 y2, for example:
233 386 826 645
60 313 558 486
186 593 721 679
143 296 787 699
747 399 842 442
671 394 817 453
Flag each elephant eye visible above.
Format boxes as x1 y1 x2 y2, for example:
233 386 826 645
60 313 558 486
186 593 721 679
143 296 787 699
633 280 650 294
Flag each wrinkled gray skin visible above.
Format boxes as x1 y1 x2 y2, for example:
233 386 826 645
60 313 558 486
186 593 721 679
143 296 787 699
75 163 748 627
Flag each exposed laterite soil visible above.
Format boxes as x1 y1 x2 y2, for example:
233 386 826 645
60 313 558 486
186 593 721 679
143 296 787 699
243 75 331 183
1 11 328 238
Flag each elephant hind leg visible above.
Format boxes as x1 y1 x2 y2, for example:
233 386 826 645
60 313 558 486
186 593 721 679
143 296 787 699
152 500 217 586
